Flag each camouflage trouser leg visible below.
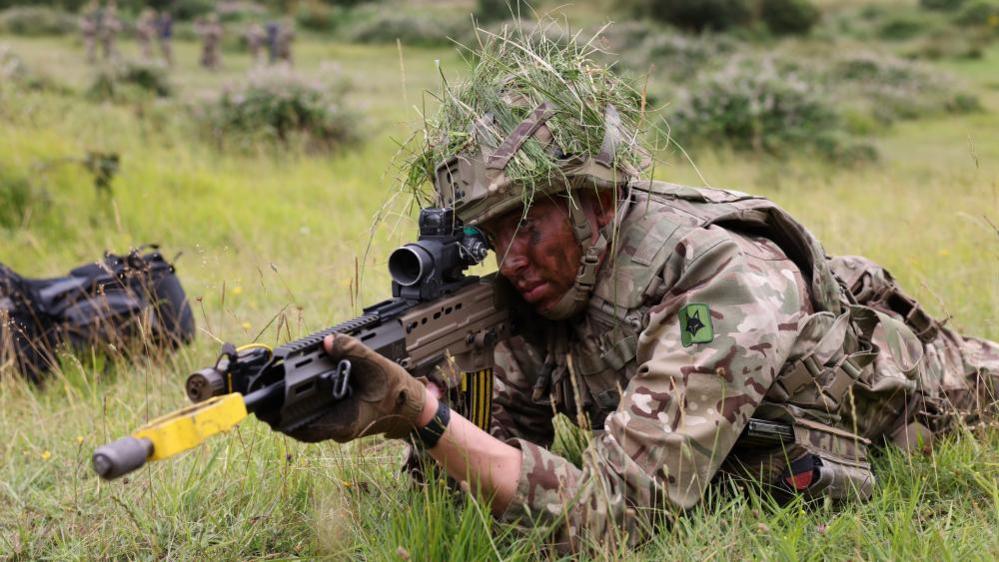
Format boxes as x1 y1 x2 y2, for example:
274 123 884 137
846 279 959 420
84 37 96 63
100 37 114 60
829 255 999 446
159 41 173 66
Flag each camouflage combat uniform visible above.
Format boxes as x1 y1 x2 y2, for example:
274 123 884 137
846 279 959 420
79 4 99 63
244 23 266 66
135 9 157 61
196 17 223 70
489 180 999 552
156 13 174 67
275 24 295 66
98 5 121 61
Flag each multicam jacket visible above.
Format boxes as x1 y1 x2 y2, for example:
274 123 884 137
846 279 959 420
489 181 999 552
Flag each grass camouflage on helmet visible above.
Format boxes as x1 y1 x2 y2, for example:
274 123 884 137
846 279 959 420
401 20 653 226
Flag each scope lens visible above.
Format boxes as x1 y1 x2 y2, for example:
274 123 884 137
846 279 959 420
388 246 427 287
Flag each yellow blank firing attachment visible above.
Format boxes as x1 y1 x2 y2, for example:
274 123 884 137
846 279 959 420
92 393 248 480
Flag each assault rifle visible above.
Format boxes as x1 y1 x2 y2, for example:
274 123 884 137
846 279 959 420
92 208 510 480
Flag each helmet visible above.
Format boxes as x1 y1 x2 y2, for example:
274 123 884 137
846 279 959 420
433 100 642 226
410 28 651 318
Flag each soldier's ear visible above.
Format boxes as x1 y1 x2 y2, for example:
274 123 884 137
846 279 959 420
592 189 617 228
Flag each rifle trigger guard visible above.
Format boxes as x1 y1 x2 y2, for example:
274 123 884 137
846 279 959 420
332 359 352 400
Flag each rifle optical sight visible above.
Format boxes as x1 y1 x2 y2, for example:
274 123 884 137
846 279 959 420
389 245 431 287
388 208 490 301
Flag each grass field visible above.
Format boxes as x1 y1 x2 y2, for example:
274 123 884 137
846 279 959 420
1 13 998 560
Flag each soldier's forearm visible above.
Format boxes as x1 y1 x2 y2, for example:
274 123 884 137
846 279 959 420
417 388 522 515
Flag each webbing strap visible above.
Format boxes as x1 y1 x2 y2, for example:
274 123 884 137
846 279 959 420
888 292 940 343
778 353 869 412
595 104 622 167
486 102 556 171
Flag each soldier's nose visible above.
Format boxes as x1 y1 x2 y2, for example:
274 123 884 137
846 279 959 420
498 251 528 278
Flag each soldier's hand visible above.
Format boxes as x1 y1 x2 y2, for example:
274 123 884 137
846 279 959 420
281 334 427 443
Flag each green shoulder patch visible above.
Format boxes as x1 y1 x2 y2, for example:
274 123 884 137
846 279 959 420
679 304 714 347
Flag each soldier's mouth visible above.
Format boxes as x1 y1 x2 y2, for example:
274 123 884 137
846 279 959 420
520 282 549 303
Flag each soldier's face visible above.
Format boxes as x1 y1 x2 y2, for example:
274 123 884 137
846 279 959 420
481 193 611 316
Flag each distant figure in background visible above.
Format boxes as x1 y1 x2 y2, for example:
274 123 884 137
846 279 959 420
276 21 295 66
265 21 280 64
196 13 223 70
79 0 100 63
135 8 157 61
156 11 174 66
244 22 266 66
98 0 122 61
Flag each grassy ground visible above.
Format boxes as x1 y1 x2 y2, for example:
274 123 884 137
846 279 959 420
1 20 997 561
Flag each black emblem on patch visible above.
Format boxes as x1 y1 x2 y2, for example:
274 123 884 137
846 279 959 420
685 310 705 336
680 304 714 347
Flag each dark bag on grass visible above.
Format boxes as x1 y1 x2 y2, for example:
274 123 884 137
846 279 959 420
0 246 195 382
0 263 58 382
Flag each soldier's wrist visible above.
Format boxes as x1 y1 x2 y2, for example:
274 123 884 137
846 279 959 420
411 397 450 449
417 388 439 427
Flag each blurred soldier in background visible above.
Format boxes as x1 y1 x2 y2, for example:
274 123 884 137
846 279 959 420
244 22 266 66
98 0 121 61
265 20 280 64
79 0 99 63
156 11 173 66
196 13 223 70
275 20 295 66
135 8 157 61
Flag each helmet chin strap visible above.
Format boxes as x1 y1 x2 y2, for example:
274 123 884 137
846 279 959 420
541 193 609 320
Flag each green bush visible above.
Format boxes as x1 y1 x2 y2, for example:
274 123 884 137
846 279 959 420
920 0 967 11
623 31 739 80
341 7 469 46
0 6 75 36
296 0 341 31
199 67 360 152
666 57 841 156
953 0 999 25
476 0 514 24
87 61 172 102
878 15 931 40
170 0 214 20
641 0 752 31
907 27 989 59
759 0 821 36
828 52 979 122
946 93 983 112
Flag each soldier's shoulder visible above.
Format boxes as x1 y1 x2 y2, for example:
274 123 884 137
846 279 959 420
616 179 766 256
629 179 762 203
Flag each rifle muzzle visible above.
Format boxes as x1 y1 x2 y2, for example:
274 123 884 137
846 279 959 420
92 436 153 480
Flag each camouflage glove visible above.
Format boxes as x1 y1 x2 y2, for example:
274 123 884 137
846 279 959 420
282 334 427 443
